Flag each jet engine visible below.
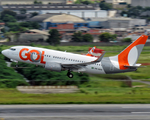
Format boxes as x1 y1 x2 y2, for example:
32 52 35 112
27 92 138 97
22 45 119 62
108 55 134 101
45 62 62 72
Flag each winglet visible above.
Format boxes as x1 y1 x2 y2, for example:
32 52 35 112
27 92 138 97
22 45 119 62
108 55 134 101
86 46 96 56
93 51 106 62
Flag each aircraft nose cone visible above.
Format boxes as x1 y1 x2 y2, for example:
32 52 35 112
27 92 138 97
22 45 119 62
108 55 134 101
1 50 8 56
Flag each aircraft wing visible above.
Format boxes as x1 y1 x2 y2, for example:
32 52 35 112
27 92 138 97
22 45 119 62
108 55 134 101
62 51 106 69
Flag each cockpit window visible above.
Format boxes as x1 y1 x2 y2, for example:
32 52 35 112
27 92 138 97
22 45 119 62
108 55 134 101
10 48 16 51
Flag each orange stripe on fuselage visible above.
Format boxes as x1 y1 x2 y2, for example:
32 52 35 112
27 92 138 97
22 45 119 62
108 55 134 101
118 35 148 70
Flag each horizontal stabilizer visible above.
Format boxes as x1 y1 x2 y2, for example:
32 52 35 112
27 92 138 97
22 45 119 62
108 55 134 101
124 64 145 68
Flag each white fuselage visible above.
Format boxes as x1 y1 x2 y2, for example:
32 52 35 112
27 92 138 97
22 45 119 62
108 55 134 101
2 46 106 74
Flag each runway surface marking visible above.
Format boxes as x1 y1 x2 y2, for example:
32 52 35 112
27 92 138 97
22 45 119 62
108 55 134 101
132 112 150 114
122 107 150 108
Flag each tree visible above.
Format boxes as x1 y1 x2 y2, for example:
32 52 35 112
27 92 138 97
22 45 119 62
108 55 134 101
75 0 93 4
19 22 31 28
81 0 92 5
34 0 42 4
120 10 128 17
72 31 83 42
6 21 39 32
144 7 150 11
99 32 117 42
1 10 17 20
99 1 112 10
19 21 40 29
120 6 144 18
83 34 93 42
127 4 131 8
1 28 6 33
122 38 132 42
111 34 117 41
47 29 61 45
72 32 93 42
31 12 39 18
12 62 89 86
2 14 17 22
30 22 40 29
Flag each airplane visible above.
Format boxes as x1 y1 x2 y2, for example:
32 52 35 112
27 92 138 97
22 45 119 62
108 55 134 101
1 35 148 78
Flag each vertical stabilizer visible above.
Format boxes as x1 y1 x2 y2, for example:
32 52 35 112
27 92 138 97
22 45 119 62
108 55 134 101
110 35 148 70
118 35 148 69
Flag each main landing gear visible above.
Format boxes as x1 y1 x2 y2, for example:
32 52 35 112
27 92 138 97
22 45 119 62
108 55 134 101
16 62 18 68
67 70 73 78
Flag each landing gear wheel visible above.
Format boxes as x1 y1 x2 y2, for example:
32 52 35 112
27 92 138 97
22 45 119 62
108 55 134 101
16 62 18 68
67 72 73 78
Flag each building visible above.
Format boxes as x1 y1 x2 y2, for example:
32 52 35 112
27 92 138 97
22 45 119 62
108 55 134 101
84 29 102 42
1 4 106 18
28 13 62 29
52 23 75 42
0 0 76 5
29 13 88 30
29 13 87 41
140 11 150 17
19 29 49 42
96 17 146 37
131 0 150 7
105 0 131 4
105 0 131 8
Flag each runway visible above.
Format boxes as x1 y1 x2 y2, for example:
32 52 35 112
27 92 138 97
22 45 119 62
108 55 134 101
0 104 150 120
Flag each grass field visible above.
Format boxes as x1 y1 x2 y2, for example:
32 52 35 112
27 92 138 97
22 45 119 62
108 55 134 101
0 86 150 104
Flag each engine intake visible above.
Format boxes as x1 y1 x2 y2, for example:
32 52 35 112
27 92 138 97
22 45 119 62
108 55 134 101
45 62 62 72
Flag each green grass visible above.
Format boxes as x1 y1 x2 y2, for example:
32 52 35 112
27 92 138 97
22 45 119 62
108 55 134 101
0 87 150 104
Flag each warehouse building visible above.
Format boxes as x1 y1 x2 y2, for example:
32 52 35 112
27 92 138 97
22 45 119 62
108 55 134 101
131 0 150 7
29 13 87 30
1 4 107 18
0 0 76 5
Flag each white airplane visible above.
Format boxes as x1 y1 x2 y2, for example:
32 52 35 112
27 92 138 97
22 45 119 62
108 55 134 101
2 35 148 78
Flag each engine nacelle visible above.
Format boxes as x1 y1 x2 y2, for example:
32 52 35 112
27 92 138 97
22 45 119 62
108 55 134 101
45 62 62 72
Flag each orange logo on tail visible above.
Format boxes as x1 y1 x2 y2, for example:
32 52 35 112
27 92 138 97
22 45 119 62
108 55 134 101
118 35 148 70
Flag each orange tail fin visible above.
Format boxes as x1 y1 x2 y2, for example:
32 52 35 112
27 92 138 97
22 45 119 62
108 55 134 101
118 35 148 70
